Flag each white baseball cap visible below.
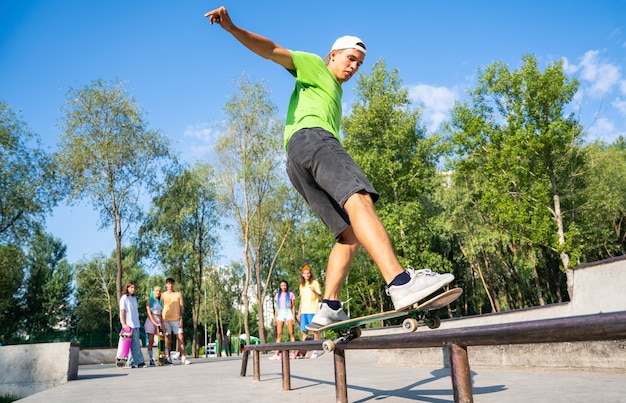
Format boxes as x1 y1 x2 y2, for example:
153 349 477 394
323 35 367 64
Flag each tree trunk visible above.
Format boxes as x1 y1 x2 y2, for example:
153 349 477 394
531 253 546 306
242 241 252 347
457 241 496 312
551 183 573 298
212 301 220 355
255 263 267 344
114 228 123 302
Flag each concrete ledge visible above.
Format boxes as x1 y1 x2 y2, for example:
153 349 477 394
377 340 626 372
0 342 79 399
374 256 626 372
79 347 119 365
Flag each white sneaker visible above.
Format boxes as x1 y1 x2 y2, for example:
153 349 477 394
387 268 454 311
310 351 320 359
181 356 191 365
268 353 280 361
307 302 350 329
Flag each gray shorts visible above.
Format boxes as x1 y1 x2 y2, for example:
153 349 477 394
163 320 183 335
286 128 379 238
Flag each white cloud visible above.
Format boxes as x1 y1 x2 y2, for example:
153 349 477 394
564 52 625 142
561 57 578 75
183 122 217 141
408 84 459 133
180 122 221 162
613 98 626 116
576 50 621 98
587 116 617 141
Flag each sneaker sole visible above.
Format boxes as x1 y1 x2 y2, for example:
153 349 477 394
393 274 454 311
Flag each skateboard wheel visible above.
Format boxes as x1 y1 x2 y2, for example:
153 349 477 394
322 340 335 353
427 316 441 329
402 318 419 332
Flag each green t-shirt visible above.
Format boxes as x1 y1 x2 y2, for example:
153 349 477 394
283 51 343 150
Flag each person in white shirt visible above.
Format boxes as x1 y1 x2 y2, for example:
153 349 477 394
120 282 146 368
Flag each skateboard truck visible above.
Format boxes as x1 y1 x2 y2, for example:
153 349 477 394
322 327 362 353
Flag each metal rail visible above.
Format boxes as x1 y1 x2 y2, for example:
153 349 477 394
241 311 626 403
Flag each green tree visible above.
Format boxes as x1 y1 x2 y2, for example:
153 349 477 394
74 253 117 347
0 244 26 344
577 140 626 260
342 59 444 313
203 264 243 355
139 162 222 356
0 102 59 244
56 79 172 301
21 232 73 341
446 54 584 301
214 76 290 344
119 244 150 321
432 170 512 313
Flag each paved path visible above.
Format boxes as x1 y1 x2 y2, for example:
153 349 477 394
17 352 626 402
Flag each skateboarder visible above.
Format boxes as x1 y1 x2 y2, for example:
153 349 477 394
205 6 454 328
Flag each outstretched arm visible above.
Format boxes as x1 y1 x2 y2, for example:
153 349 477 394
205 6 295 71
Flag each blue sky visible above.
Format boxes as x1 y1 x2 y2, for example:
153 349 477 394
1 0 625 266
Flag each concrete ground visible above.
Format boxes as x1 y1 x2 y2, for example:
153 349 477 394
15 351 626 403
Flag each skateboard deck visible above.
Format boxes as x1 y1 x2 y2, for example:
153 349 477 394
157 326 165 366
115 329 133 368
308 288 463 352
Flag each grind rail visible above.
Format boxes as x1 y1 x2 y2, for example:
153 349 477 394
240 310 626 403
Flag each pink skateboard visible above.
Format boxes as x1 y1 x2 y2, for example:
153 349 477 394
115 329 133 368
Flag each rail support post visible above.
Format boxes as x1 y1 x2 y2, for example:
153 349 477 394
447 343 473 403
281 349 291 391
253 350 260 381
240 349 249 377
334 348 348 403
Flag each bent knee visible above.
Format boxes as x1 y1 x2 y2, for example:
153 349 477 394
338 227 358 244
345 190 373 207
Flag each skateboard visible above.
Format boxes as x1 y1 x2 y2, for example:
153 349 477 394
308 288 463 353
115 328 133 368
157 326 166 366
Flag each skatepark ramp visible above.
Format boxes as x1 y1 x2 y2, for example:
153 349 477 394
375 254 626 371
0 342 79 399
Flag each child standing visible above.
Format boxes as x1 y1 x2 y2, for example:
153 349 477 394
269 280 296 360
